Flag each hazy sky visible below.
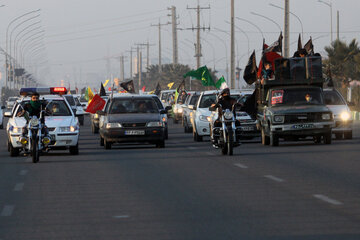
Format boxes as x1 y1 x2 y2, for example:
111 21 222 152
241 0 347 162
1 0 360 88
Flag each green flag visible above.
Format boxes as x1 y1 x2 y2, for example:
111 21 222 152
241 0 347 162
183 65 215 87
215 76 228 90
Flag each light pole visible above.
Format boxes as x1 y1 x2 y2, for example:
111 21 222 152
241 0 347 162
208 32 229 80
225 21 249 58
5 9 41 88
250 11 282 32
14 21 42 62
269 3 303 42
236 17 264 40
318 0 333 43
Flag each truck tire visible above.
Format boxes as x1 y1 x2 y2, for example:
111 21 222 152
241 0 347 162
323 131 332 144
270 132 279 146
261 127 270 145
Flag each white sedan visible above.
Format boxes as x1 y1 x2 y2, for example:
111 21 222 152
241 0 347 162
5 95 79 157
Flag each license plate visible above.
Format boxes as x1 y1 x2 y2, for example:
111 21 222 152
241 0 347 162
292 124 314 129
241 126 254 131
125 130 145 135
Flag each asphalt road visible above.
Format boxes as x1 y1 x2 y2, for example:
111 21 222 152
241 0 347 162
0 116 360 240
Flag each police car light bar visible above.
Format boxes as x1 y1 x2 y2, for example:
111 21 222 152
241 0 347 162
20 87 68 96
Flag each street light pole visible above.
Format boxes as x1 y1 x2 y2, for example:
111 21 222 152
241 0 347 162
318 0 333 43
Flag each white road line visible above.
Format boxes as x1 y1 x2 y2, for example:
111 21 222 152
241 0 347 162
13 183 24 191
19 170 28 175
234 163 248 169
113 215 130 219
187 147 198 150
313 194 343 205
1 205 15 217
264 175 285 183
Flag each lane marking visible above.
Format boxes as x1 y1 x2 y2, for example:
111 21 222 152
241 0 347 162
113 215 130 219
1 205 15 217
13 183 24 192
187 147 198 150
234 163 248 169
313 194 343 205
19 170 28 175
264 175 285 183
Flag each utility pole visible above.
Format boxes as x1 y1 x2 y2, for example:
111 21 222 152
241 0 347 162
126 48 136 79
168 6 179 65
119 55 125 82
284 0 290 57
151 20 170 73
187 2 210 69
135 42 154 72
230 0 235 89
337 10 339 41
138 51 142 92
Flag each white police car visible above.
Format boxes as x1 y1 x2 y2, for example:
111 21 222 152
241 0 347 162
4 87 79 156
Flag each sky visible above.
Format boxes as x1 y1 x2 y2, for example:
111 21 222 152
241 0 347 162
0 0 360 89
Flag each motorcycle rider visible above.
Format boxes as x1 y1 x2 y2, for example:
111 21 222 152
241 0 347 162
17 93 49 137
210 88 241 147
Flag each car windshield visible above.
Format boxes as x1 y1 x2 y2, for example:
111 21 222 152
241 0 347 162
109 98 159 114
189 95 199 105
47 100 73 116
152 97 164 110
323 90 345 105
74 97 82 106
238 94 251 105
269 88 323 106
65 96 76 106
199 94 216 108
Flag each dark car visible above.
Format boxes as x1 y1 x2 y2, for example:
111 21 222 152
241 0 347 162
98 95 167 149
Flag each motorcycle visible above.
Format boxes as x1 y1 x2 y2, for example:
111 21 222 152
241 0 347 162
19 105 51 163
210 104 241 155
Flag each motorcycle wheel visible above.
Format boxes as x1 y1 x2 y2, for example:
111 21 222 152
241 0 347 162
227 131 234 156
32 137 39 163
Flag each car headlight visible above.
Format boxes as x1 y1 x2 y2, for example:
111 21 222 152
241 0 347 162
9 125 23 133
322 113 331 120
162 117 167 122
199 115 210 122
224 112 234 120
273 115 285 123
340 111 350 121
70 125 78 132
147 121 162 127
106 123 122 129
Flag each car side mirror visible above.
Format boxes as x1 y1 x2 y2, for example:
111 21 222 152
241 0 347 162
96 110 105 115
188 105 194 110
165 106 172 112
4 111 12 117
347 101 355 107
81 103 86 107
160 109 167 114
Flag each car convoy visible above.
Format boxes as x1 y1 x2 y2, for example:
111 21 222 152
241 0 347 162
0 55 356 160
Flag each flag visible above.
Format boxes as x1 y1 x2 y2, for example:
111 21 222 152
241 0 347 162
141 86 146 92
84 86 94 102
264 32 283 54
167 82 174 89
175 79 185 102
257 44 282 79
297 33 302 51
243 50 258 85
86 94 106 114
100 82 106 96
183 65 215 87
120 80 135 93
215 76 228 89
155 82 161 96
103 79 110 87
304 37 314 55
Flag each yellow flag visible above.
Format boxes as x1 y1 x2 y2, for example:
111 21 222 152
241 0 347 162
167 82 174 89
103 79 110 87
87 87 94 104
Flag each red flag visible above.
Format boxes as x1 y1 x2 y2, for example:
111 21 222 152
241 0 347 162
86 94 106 114
257 43 282 78
141 86 146 92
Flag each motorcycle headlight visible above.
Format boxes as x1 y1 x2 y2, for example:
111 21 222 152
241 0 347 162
106 123 122 129
30 118 40 126
147 121 162 127
199 115 210 122
340 111 350 121
224 112 234 120
322 113 331 120
273 115 285 123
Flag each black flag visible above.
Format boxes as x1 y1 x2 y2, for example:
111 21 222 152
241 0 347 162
304 37 314 55
120 80 135 93
155 82 161 96
243 50 258 85
264 32 283 54
100 82 106 96
297 34 302 51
